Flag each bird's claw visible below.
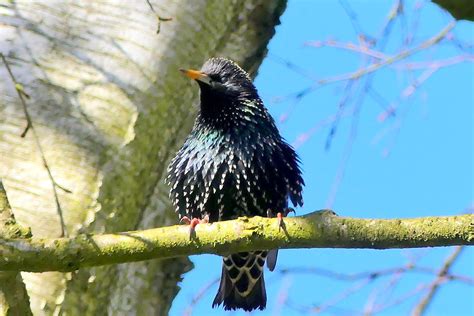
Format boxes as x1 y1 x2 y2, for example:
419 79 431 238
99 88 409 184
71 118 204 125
180 216 192 225
201 214 210 224
283 207 296 217
267 208 295 231
180 215 209 239
277 212 284 230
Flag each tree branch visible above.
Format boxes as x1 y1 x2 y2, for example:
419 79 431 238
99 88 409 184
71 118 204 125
0 181 32 316
412 246 464 316
0 211 472 273
1 53 70 237
317 21 455 85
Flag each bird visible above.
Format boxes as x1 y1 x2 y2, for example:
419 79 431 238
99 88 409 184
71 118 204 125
166 57 304 311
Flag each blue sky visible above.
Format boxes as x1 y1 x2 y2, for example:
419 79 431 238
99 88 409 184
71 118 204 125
171 1 473 315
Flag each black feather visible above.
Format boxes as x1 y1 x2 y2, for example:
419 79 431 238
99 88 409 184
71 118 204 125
166 57 304 311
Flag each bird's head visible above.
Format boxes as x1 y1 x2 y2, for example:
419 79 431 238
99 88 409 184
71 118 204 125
180 58 264 127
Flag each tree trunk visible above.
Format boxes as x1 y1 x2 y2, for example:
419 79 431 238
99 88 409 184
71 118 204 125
0 0 286 314
0 181 32 316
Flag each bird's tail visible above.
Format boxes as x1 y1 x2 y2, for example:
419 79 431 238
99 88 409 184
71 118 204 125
212 251 267 311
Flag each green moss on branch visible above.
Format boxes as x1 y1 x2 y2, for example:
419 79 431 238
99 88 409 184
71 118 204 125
0 210 472 272
0 181 32 315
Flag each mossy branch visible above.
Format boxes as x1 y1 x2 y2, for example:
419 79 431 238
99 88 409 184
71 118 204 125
0 181 32 316
0 210 472 273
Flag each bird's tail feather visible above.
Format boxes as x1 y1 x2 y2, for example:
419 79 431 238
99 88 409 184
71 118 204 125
212 251 267 311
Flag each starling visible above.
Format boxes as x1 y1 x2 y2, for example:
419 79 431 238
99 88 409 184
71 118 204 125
166 57 304 311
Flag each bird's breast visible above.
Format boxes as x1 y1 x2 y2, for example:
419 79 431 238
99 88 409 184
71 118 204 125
168 128 289 221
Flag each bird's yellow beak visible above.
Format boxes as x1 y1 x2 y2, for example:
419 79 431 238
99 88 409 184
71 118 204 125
179 68 211 84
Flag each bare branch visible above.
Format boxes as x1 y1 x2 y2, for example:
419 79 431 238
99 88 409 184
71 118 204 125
412 246 465 316
0 181 32 315
0 53 32 138
1 53 71 237
183 278 219 316
305 40 389 59
317 22 456 85
0 211 472 273
144 0 173 34
278 263 474 285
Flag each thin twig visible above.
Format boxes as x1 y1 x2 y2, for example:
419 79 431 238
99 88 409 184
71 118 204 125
278 264 473 285
317 21 455 85
144 0 172 34
305 40 389 60
370 282 431 313
183 278 219 316
395 55 473 70
268 54 318 80
363 260 413 315
376 64 440 124
324 0 402 207
325 76 365 208
291 106 356 149
273 275 293 316
412 246 464 316
1 53 32 137
324 80 357 150
313 278 372 314
339 0 370 39
272 16 458 111
1 53 71 237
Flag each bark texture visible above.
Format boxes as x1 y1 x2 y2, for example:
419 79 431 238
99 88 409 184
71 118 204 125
0 181 32 316
0 0 286 314
1 211 472 272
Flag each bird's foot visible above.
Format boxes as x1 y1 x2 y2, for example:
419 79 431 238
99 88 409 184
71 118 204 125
277 208 295 231
180 215 209 239
267 208 295 231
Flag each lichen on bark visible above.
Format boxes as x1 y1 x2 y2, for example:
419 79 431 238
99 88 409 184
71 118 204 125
0 211 471 273
0 0 286 314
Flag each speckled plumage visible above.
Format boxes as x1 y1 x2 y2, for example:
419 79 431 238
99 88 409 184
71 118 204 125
166 58 304 311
